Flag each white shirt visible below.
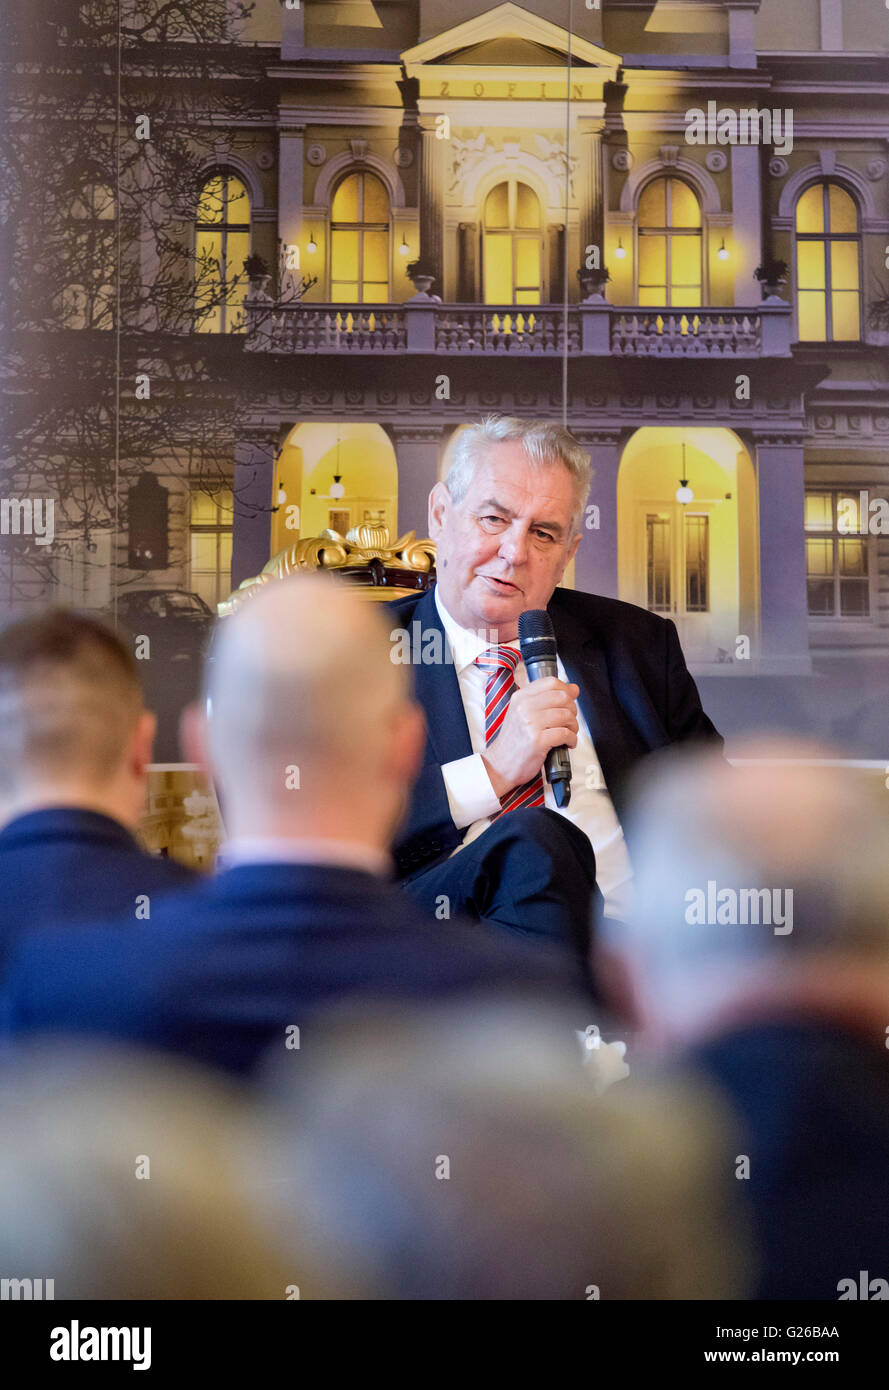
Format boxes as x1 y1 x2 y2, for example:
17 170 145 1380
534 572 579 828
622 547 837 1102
434 587 634 922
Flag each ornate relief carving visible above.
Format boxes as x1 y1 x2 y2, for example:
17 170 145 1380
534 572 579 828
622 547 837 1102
534 135 578 197
448 133 495 191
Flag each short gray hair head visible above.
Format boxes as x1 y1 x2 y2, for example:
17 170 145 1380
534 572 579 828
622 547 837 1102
444 416 591 533
609 739 889 1034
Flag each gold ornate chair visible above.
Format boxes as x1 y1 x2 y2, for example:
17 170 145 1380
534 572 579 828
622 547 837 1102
218 524 437 616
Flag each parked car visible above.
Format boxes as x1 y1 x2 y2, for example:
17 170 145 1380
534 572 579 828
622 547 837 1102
109 589 215 662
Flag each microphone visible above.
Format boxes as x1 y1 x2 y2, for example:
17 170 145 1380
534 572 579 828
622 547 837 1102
517 609 572 808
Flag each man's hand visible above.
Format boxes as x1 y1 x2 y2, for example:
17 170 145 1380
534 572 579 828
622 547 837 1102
481 677 579 800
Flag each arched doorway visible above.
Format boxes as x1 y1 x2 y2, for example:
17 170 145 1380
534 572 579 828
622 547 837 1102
618 428 758 665
271 422 398 557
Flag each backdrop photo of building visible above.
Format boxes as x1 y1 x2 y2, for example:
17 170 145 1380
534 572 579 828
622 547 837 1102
3 0 889 756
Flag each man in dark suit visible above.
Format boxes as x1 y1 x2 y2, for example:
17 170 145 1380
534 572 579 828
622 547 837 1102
2 577 589 1075
387 416 720 957
601 742 889 1300
0 611 194 968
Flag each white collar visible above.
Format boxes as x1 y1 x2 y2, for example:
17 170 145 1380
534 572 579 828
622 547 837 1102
433 586 519 676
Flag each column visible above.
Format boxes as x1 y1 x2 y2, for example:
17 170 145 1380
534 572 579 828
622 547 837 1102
573 433 621 599
278 122 305 270
419 123 444 278
457 223 477 301
819 0 843 50
730 145 762 307
727 4 757 68
231 426 278 589
755 439 812 673
391 426 442 538
578 125 604 275
281 2 305 61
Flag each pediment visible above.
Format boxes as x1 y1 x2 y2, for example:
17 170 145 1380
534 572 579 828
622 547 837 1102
402 3 622 73
440 38 597 68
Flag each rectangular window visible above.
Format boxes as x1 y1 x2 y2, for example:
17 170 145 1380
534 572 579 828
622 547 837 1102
189 488 233 611
804 489 870 618
646 513 672 613
684 513 709 613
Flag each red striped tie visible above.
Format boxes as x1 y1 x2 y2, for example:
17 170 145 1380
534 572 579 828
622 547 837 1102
475 645 546 816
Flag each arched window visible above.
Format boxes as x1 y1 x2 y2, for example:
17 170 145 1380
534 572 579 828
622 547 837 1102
58 181 116 329
195 171 251 333
482 179 542 305
795 182 860 341
330 171 390 303
637 176 702 307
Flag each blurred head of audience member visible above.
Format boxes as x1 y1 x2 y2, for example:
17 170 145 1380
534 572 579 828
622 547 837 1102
182 572 425 853
0 1044 289 1298
0 610 154 831
602 737 889 1051
255 1001 751 1300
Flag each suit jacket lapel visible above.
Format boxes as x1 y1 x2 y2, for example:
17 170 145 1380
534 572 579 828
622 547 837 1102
409 588 474 767
549 596 640 798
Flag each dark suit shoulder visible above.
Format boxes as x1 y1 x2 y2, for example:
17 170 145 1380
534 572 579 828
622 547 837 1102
385 590 427 626
550 586 671 641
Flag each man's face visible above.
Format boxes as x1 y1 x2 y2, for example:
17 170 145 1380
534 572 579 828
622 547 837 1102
428 442 582 641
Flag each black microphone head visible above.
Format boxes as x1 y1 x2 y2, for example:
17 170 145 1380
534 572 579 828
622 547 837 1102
518 608 557 664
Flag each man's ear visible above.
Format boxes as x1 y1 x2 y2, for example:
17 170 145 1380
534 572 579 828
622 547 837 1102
179 701 211 771
553 531 582 588
389 699 427 788
428 481 451 540
131 710 156 778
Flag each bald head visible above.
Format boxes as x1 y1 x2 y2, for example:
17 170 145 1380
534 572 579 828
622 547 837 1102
198 575 423 844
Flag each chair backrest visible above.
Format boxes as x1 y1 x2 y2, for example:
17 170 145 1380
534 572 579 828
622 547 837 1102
218 524 436 616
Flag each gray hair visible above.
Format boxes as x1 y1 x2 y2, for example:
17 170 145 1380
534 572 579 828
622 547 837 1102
609 740 889 1034
259 1000 751 1299
444 416 591 533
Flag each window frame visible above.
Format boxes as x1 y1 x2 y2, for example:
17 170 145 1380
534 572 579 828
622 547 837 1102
59 179 117 329
194 169 252 334
480 177 546 306
793 181 862 344
189 488 234 611
635 174 704 309
329 170 392 305
804 487 874 622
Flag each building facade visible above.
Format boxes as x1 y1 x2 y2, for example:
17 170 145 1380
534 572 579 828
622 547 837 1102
6 0 889 749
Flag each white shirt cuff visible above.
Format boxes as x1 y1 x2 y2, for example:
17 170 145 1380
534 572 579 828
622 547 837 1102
441 753 502 830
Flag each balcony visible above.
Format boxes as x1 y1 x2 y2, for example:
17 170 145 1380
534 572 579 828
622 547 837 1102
244 300 792 358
